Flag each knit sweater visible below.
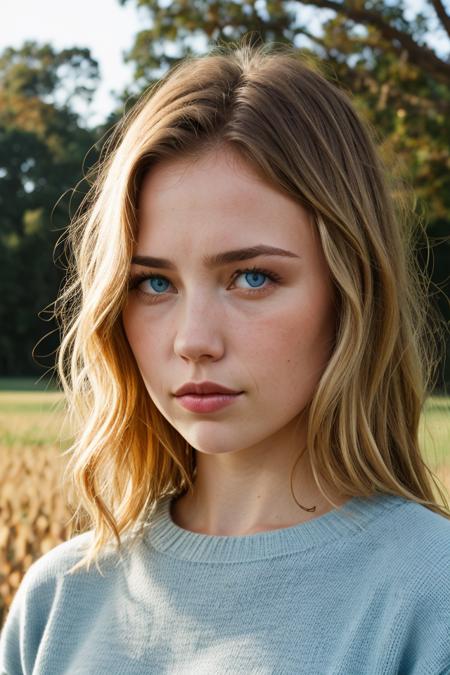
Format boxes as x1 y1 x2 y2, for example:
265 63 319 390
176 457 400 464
1 492 450 675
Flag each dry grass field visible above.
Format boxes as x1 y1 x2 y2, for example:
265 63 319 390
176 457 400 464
0 388 73 625
0 384 449 627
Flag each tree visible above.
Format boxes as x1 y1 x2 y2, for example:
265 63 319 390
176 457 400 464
0 42 100 377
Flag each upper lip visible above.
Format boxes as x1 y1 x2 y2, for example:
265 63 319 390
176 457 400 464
174 381 242 396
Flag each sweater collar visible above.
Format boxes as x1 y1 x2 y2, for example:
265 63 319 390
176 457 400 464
144 492 407 563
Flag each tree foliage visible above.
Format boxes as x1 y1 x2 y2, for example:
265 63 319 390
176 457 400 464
0 42 100 376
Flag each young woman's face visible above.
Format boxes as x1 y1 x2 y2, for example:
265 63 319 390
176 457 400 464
122 147 336 459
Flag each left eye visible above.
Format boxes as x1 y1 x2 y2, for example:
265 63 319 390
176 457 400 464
233 269 271 289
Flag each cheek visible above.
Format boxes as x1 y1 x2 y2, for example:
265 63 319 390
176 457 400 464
122 304 157 373
258 291 334 357
122 308 166 401
253 295 335 394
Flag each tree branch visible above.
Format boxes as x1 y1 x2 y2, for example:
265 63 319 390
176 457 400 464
361 72 450 113
299 0 450 82
429 0 450 39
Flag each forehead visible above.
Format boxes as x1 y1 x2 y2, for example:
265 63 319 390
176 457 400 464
136 147 313 253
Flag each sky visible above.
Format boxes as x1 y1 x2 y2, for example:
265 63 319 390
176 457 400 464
1 0 448 127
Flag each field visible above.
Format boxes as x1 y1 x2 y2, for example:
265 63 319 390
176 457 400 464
0 380 449 627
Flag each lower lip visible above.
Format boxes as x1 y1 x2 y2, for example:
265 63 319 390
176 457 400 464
175 393 242 413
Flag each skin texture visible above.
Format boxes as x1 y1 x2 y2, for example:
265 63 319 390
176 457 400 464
122 145 348 536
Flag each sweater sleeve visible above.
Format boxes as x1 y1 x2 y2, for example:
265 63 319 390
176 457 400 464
0 554 61 675
0 580 24 675
0 533 94 675
397 553 450 675
1 565 47 674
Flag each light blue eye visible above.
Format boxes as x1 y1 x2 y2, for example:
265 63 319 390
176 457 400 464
244 271 266 288
148 277 170 293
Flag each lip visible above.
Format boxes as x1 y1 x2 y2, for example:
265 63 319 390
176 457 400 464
174 381 242 396
175 393 242 413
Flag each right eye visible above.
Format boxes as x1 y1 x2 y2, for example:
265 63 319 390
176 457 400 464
128 273 173 299
141 275 171 294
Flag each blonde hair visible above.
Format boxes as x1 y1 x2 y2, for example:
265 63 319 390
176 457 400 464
53 37 449 573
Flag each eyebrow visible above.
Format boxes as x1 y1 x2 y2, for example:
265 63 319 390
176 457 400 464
131 245 300 270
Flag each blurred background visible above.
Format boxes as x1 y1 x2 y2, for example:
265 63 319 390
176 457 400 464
0 0 449 623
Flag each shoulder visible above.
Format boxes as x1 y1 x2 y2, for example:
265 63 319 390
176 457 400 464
43 530 96 563
401 500 450 593
10 531 98 606
364 497 450 627
367 496 450 572
0 531 124 673
1 531 98 636
11 528 131 611
382 499 450 673
24 530 95 581
384 497 450 561
346 495 450 608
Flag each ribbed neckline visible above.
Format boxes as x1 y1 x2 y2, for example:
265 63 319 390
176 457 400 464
145 492 407 563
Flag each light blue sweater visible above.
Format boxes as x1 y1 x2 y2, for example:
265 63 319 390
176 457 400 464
1 492 450 674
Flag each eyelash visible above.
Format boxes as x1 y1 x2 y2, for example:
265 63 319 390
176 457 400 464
128 266 283 303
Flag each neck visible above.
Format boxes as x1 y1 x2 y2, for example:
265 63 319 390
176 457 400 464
171 446 348 536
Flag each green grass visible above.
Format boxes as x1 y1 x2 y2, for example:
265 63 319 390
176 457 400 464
0 377 60 392
0 389 69 448
420 396 450 467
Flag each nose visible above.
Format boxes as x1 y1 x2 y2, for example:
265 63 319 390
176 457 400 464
173 293 225 363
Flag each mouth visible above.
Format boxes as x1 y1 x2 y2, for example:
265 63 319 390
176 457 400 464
173 381 243 397
177 393 237 397
174 392 243 413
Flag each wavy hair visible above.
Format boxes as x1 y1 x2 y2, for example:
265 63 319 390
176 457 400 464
53 37 449 573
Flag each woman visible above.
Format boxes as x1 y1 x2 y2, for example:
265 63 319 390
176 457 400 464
1 39 449 674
